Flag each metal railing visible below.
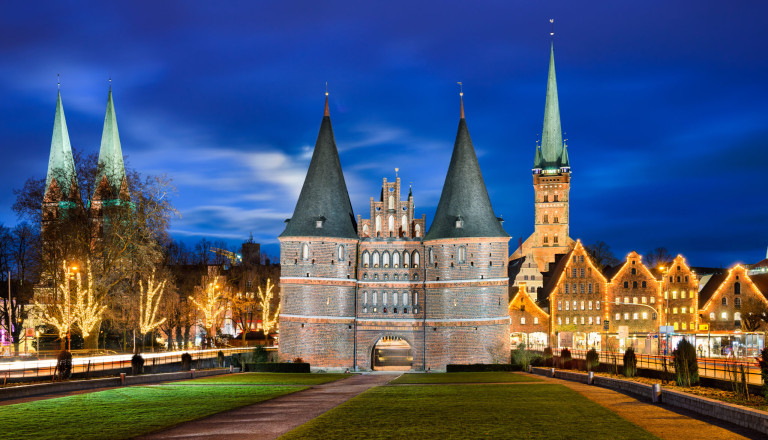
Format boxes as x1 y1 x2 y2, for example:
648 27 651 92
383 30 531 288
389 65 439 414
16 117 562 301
547 349 764 385
0 347 257 384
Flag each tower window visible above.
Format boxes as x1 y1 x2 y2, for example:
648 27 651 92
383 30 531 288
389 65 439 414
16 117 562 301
458 246 466 264
301 243 309 260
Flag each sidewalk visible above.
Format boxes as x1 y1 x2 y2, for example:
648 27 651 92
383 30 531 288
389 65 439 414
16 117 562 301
137 373 396 440
528 373 763 440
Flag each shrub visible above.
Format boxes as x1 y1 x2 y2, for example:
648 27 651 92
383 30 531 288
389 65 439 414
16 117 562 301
560 348 572 369
217 350 225 367
672 339 699 387
131 354 144 375
542 346 554 367
181 352 192 371
623 348 637 377
758 348 768 400
586 348 600 372
56 350 72 380
253 346 269 363
511 344 537 371
446 364 517 372
246 362 310 373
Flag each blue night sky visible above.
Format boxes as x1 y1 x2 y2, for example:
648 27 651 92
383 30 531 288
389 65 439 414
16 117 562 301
1 1 767 267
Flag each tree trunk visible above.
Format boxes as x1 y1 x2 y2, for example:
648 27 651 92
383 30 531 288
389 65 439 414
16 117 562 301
84 331 99 350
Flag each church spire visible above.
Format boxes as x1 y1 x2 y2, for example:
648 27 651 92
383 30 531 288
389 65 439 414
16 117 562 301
425 94 508 240
95 86 127 199
280 93 357 239
45 89 77 199
539 42 565 169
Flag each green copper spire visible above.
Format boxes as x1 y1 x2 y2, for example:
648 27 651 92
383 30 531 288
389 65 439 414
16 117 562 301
45 91 77 199
539 42 564 169
96 87 126 196
533 145 544 170
561 144 570 168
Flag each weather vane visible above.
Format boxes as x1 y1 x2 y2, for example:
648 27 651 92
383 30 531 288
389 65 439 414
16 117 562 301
325 81 328 96
57 73 60 90
457 81 463 96
550 18 554 37
109 76 112 91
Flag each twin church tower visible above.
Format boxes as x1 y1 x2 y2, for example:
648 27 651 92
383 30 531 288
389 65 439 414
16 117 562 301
279 42 572 370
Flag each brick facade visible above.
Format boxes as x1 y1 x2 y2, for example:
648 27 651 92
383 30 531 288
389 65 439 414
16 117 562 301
700 265 767 332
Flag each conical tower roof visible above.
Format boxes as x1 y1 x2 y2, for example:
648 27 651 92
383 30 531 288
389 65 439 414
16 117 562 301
280 96 357 239
96 87 127 196
425 96 508 240
45 91 77 199
539 42 565 169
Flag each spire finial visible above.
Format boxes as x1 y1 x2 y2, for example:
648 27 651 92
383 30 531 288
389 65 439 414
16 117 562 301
457 82 464 119
395 167 399 179
109 76 112 91
57 73 60 90
323 82 330 117
550 18 554 38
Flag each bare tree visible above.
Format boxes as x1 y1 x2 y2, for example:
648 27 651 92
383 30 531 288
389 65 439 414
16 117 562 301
740 298 768 332
585 241 620 270
645 247 673 268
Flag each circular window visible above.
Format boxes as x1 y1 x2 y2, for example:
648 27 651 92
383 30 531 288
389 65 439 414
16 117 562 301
389 187 394 192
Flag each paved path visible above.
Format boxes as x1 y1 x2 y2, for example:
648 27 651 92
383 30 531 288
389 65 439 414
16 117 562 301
137 373 396 440
527 373 763 440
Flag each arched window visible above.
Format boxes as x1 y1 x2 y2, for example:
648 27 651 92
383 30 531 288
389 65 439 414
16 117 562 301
393 251 400 268
734 282 741 294
458 246 466 264
372 251 380 267
375 216 382 233
413 251 420 267
402 292 408 305
632 281 638 289
392 292 398 306
383 292 388 305
362 251 370 267
521 317 526 325
388 195 394 210
363 291 368 305
413 291 418 305
373 292 378 305
428 248 434 265
404 251 410 268
735 312 742 321
382 252 390 267
414 224 421 237
631 268 636 275
301 243 309 260
388 215 394 232
722 297 727 306
338 245 345 261
401 215 407 234
363 224 369 236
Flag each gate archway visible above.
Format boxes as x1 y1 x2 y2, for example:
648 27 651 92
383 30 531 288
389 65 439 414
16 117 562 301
371 336 412 371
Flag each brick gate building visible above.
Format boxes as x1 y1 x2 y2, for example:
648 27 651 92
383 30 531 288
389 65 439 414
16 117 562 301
278 93 510 370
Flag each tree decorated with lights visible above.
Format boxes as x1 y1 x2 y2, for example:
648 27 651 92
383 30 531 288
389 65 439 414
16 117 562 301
34 261 76 350
257 278 280 344
189 275 226 347
138 269 167 338
71 259 107 340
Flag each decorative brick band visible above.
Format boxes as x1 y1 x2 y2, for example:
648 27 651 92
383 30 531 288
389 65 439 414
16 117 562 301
424 278 508 287
280 314 355 324
423 237 510 244
278 236 359 245
281 277 357 287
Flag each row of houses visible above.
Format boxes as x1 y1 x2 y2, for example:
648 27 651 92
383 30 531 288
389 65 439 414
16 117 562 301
508 240 768 357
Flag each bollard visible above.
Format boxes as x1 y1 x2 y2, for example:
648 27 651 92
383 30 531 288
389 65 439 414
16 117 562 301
550 367 556 377
652 383 661 403
120 373 126 385
191 368 195 379
588 371 594 385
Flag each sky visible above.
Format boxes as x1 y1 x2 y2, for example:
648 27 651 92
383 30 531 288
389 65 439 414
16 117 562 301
1 1 767 267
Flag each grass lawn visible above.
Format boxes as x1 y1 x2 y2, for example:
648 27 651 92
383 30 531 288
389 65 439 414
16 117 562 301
280 384 658 440
0 385 305 440
183 372 351 385
391 372 541 384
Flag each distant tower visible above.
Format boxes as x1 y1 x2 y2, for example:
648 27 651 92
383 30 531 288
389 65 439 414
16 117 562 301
278 93 358 367
42 89 80 240
529 41 572 272
422 92 511 367
91 86 130 237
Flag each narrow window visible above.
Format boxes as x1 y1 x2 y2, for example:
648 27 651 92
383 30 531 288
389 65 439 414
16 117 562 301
401 215 408 235
734 282 741 295
642 281 646 288
372 251 380 267
404 251 410 267
413 251 420 267
338 245 345 261
393 251 400 268
415 224 421 237
722 297 727 306
458 246 466 264
383 251 390 267
362 251 370 267
388 215 394 232
403 292 408 305
375 216 382 233
301 243 309 260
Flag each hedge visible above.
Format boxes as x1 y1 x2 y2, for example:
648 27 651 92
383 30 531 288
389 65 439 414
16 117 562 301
446 363 519 372
245 362 311 373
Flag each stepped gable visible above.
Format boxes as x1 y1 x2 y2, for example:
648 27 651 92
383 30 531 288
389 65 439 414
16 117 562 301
424 95 508 240
280 95 357 239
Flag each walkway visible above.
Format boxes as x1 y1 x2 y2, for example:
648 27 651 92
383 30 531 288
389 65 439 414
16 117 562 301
138 373 396 440
527 373 763 440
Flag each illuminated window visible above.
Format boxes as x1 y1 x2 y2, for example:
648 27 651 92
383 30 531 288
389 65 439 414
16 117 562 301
682 323 687 330
521 317 526 325
558 301 562 311
573 301 577 310
580 301 585 310
633 297 638 304
735 312 742 322
710 312 715 320
664 291 668 299
588 301 593 310
641 296 647 304
721 312 728 320
565 317 570 324
681 307 687 314
624 313 629 320
534 317 539 324
633 313 638 320
673 322 679 330
650 296 655 304
624 296 629 304
642 312 648 319
580 316 585 324
615 313 621 320
672 291 677 299
673 307 678 314
615 297 619 304
589 316 593 324
596 301 601 310
565 301 569 311
558 317 562 325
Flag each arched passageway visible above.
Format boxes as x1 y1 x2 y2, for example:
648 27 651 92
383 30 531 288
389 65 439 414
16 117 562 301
372 336 412 371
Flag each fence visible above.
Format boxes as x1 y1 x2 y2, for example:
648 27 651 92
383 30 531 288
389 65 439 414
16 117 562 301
0 347 256 384
546 348 764 385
